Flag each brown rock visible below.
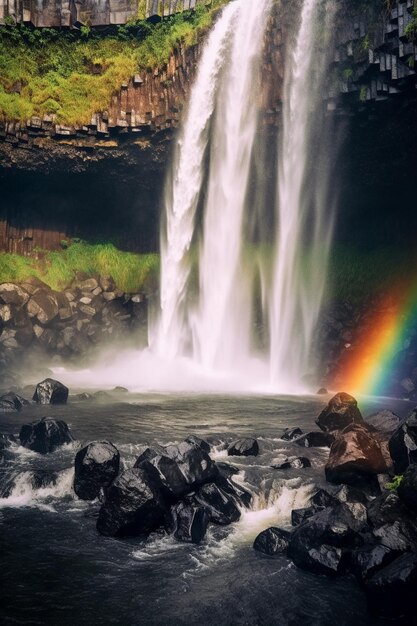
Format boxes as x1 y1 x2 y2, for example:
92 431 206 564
0 283 29 307
26 290 59 324
316 392 364 433
325 425 388 485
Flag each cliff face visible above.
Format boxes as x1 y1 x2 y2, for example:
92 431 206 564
0 0 416 255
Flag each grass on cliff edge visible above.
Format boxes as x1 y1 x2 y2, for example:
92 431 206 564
0 1 227 126
0 243 159 293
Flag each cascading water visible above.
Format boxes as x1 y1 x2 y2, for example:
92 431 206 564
269 0 336 391
156 0 273 375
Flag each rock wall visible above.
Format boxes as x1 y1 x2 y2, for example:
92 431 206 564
0 0 213 27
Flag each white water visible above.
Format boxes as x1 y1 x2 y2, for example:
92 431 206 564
269 0 336 390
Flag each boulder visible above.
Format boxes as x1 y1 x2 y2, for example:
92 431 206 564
184 435 210 453
33 378 69 405
351 544 398 582
388 408 417 473
167 500 209 544
26 290 59 324
0 433 17 450
135 454 188 499
291 507 317 527
0 392 29 412
364 410 402 434
213 474 252 508
281 427 303 441
295 431 335 448
325 425 388 485
310 489 337 508
0 283 29 307
317 388 328 395
365 553 417 619
19 417 73 454
253 527 291 556
316 392 364 433
96 468 166 537
397 464 417 512
227 438 259 457
367 492 417 552
164 440 218 490
272 456 311 470
194 483 241 525
216 462 240 478
74 441 120 500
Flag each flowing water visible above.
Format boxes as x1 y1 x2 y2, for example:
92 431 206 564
153 0 337 393
0 392 404 625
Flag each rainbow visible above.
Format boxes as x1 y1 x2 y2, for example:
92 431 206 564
334 283 417 397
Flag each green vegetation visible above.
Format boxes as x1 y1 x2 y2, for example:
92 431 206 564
0 242 159 293
405 5 417 42
386 474 404 491
0 1 227 125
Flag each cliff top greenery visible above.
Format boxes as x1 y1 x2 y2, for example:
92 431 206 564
0 1 227 126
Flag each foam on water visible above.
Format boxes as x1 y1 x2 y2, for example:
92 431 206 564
0 467 75 511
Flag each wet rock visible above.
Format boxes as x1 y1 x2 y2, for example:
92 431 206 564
365 410 402 434
316 392 364 433
74 441 120 501
167 500 209 544
0 283 29 307
184 435 210 453
367 492 417 552
135 454 188 499
310 489 336 508
272 456 311 470
397 464 417 512
388 408 417 473
164 440 219 490
281 427 303 441
194 482 241 525
113 386 128 393
134 444 166 466
213 474 252 508
33 378 69 405
325 425 388 486
253 527 291 556
96 468 166 537
334 484 369 506
365 553 417 619
19 417 73 454
0 392 30 412
295 431 335 448
351 544 398 582
0 433 17 450
291 507 317 527
216 462 240 478
26 290 59 324
227 438 259 457
317 388 328 395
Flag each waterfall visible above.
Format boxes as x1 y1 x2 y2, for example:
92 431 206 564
269 0 336 391
155 1 241 358
150 0 337 392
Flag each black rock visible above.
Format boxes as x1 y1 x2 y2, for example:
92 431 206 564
295 431 335 448
272 456 311 470
291 507 317 527
194 482 241 525
96 468 166 537
0 392 29 412
281 428 303 441
365 552 417 619
216 462 240 478
310 489 336 508
167 500 209 544
253 527 291 556
389 408 417 473
184 435 210 453
33 378 69 405
364 410 402 434
288 503 366 576
134 444 166 466
316 392 364 433
367 492 417 552
317 388 328 395
397 463 417 512
227 438 259 457
350 544 398 582
19 417 73 454
0 433 17 450
74 441 120 501
164 440 219 490
213 474 252 508
136 454 188 499
334 484 369 506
